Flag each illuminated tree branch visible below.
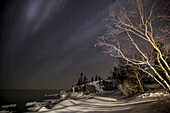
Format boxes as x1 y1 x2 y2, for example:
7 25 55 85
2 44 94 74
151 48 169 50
96 0 170 91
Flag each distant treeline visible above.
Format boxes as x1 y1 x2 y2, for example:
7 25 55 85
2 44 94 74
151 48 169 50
76 72 102 86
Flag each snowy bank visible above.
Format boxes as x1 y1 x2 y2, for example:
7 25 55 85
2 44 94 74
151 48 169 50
32 80 121 112
38 90 156 113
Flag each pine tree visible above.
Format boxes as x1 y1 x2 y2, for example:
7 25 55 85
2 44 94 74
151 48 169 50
95 75 98 81
98 76 101 81
77 78 81 86
83 76 88 84
91 77 94 82
80 72 83 82
112 67 120 79
77 72 84 86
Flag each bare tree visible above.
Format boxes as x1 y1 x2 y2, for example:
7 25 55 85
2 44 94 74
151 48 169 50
96 0 170 91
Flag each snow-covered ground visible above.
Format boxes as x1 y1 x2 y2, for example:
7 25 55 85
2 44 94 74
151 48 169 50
36 90 156 113
26 99 60 112
26 81 170 113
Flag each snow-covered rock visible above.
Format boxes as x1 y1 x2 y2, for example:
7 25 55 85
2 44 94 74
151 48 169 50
26 99 60 112
26 101 43 112
59 90 67 99
26 101 38 106
88 81 104 92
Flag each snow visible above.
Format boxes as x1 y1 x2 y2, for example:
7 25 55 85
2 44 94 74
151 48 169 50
36 81 125 112
0 110 13 113
26 101 38 106
1 104 17 108
137 92 170 99
26 99 60 112
60 90 68 99
37 90 156 113
45 94 59 97
29 81 169 113
26 101 43 111
69 92 95 99
26 90 69 112
93 96 117 101
88 81 104 92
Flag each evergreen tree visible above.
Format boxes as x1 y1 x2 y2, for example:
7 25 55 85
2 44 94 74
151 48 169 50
83 76 88 84
111 67 120 79
77 78 81 86
95 74 98 81
107 76 112 80
77 72 84 86
80 72 83 82
91 77 94 82
98 76 101 81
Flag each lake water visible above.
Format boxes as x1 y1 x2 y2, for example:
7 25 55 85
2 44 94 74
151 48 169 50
0 90 60 112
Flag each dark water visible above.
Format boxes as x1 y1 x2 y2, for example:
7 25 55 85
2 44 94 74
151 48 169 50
0 90 60 113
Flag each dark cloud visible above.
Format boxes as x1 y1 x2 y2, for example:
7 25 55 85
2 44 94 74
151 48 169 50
0 0 116 89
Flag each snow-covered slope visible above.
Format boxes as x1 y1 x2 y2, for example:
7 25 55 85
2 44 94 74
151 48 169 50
37 90 156 113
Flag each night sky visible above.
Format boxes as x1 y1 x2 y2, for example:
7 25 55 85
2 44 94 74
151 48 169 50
0 0 117 90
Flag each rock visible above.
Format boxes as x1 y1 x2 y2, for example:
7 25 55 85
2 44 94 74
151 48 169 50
60 90 67 99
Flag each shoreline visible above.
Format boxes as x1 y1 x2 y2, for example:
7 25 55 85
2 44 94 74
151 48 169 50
37 90 168 113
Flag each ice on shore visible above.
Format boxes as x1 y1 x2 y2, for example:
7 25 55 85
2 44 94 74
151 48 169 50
26 101 43 111
26 99 60 112
45 94 59 97
0 110 13 113
0 104 16 113
1 104 17 109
